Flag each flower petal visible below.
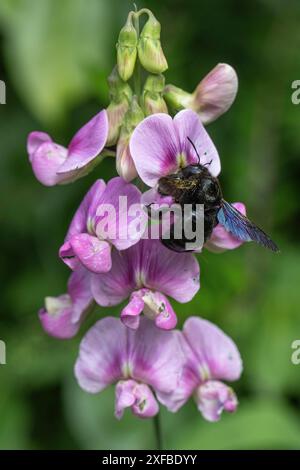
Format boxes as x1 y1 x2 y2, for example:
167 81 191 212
115 380 159 419
205 202 246 252
67 266 93 324
94 177 144 250
183 317 243 382
31 142 68 186
195 380 238 422
27 131 52 161
64 179 106 241
68 234 112 274
39 295 79 339
74 317 127 393
58 110 109 173
130 113 179 187
121 292 145 330
194 63 238 124
174 109 221 176
128 317 184 394
39 268 93 339
140 239 200 303
91 247 135 307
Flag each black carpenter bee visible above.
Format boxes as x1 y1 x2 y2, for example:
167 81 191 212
156 138 279 253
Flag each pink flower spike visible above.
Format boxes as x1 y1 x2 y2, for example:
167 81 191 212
39 267 93 339
130 109 220 188
206 202 247 252
27 110 108 186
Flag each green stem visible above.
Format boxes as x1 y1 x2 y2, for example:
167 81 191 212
153 413 163 450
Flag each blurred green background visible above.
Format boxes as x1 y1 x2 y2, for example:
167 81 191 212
1 0 300 450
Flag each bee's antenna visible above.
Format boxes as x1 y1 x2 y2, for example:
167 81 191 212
187 137 201 164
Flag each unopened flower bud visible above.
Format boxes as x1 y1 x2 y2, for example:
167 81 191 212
142 74 168 115
106 67 133 146
192 63 238 124
163 84 193 111
107 66 133 102
116 97 144 182
138 12 168 74
116 14 138 81
164 64 238 124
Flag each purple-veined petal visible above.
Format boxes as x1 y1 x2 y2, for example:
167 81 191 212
174 109 221 176
57 110 108 174
94 177 144 250
205 202 246 252
91 239 200 307
130 113 179 187
74 317 127 393
183 317 243 382
193 63 238 124
27 131 52 161
64 180 106 241
139 239 200 303
157 330 199 412
127 317 184 394
195 380 238 422
31 142 68 186
91 247 135 307
115 380 159 419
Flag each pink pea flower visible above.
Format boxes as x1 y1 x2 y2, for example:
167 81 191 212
160 317 242 422
59 177 143 274
39 267 93 339
27 110 108 186
164 63 238 124
130 109 246 252
91 238 200 330
74 316 184 419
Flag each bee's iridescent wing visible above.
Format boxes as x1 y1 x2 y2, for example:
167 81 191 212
217 200 279 252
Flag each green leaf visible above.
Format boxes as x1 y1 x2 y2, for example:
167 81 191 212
0 0 113 123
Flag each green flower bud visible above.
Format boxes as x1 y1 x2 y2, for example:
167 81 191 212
116 14 138 81
138 12 168 74
163 84 193 111
107 66 133 102
106 67 133 146
142 74 168 115
106 98 130 147
116 96 144 182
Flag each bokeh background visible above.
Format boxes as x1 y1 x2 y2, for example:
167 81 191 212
1 0 300 450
